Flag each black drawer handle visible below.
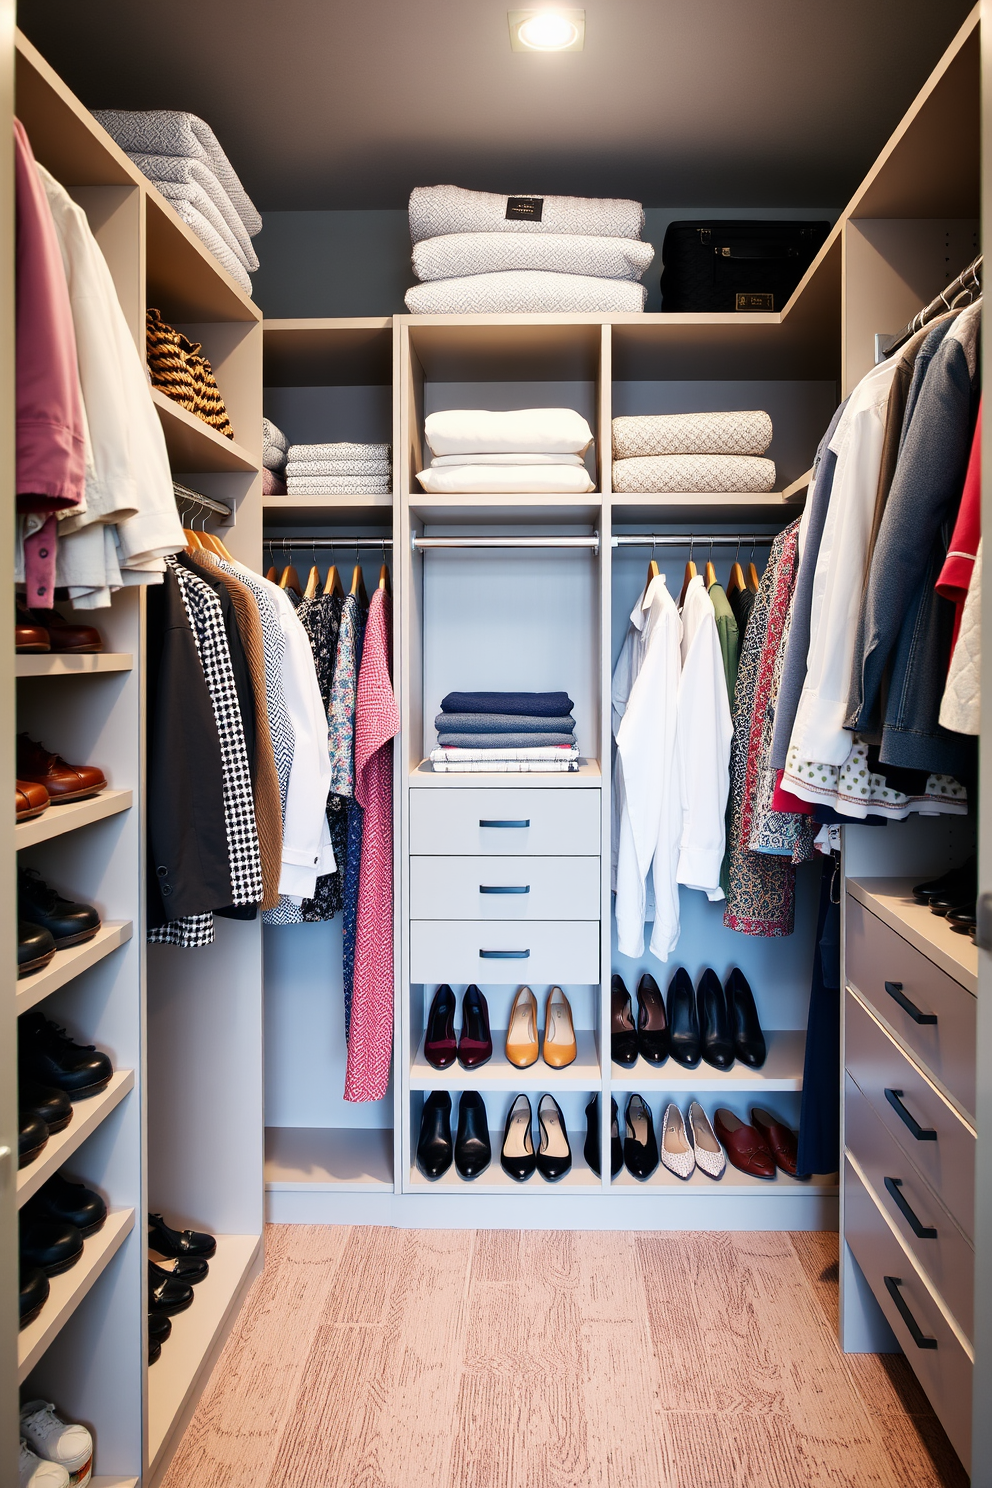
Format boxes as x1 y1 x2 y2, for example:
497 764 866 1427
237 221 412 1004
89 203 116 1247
884 1088 937 1141
884 1276 938 1350
479 885 530 894
479 819 530 829
885 981 937 1025
479 949 530 959
884 1177 938 1239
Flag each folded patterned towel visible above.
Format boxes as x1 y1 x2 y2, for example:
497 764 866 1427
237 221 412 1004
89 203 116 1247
93 110 261 236
431 744 580 761
287 442 391 463
432 759 579 773
437 731 576 748
612 411 773 459
413 232 654 283
416 464 594 495
285 475 392 495
431 452 586 467
441 690 574 716
151 180 257 273
262 467 286 495
409 185 644 243
611 454 777 494
130 153 259 268
406 271 646 315
262 417 288 469
426 408 592 457
434 712 574 733
155 198 251 292
286 458 392 478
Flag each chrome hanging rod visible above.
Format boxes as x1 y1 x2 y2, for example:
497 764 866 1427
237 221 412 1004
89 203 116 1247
876 253 982 360
413 534 600 552
266 537 393 550
173 482 232 521
613 533 774 548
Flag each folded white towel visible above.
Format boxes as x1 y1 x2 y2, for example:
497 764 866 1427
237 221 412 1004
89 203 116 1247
612 411 773 459
409 185 644 242
611 454 777 494
416 464 595 495
150 181 258 273
430 452 586 467
431 760 579 773
405 270 646 315
285 475 392 495
413 231 654 283
158 199 251 292
286 458 392 478
425 408 593 457
430 745 580 761
287 441 391 463
129 153 259 268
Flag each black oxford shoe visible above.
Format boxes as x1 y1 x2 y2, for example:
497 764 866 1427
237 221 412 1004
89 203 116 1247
19 1264 49 1329
148 1311 172 1345
27 1174 107 1237
149 1262 194 1316
20 1082 72 1134
416 1091 453 1180
18 1110 48 1169
17 921 56 978
149 1337 162 1365
697 968 734 1070
148 1211 217 1260
666 967 701 1068
725 967 766 1068
20 1215 84 1276
454 1090 491 1180
151 1255 209 1286
19 868 101 949
19 1011 113 1098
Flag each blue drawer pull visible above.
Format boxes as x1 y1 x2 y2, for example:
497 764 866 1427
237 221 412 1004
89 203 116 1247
479 885 530 894
479 819 530 828
885 980 937 1025
884 1276 937 1349
884 1177 937 1239
884 1088 937 1141
479 949 530 959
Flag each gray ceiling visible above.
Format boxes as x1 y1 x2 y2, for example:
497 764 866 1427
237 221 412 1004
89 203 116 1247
18 0 975 212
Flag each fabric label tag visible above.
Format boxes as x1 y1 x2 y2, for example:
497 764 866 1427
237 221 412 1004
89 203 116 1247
506 196 544 221
736 292 775 311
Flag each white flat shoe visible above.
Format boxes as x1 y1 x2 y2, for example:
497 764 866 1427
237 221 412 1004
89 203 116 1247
660 1102 695 1180
688 1100 726 1179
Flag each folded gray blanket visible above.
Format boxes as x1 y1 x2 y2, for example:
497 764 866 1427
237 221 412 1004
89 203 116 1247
286 458 392 478
287 442 391 463
437 731 577 748
161 199 251 293
406 271 646 315
93 110 261 236
409 185 644 242
285 475 392 495
612 411 773 459
413 232 654 283
434 712 575 733
262 418 289 469
611 454 777 494
130 154 259 268
151 181 257 273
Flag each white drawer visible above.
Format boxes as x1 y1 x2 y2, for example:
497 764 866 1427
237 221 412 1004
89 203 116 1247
409 919 600 984
845 1156 972 1472
410 788 600 856
410 856 600 920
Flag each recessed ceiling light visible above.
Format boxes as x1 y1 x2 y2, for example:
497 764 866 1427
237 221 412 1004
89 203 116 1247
508 9 585 52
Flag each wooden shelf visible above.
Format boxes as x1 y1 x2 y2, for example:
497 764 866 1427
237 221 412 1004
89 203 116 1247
265 1127 393 1191
782 468 814 502
610 1029 805 1090
263 494 392 527
147 1234 262 1475
411 760 601 787
846 877 978 995
611 492 797 525
144 190 259 325
16 789 132 849
610 1167 838 1194
410 492 601 524
17 920 132 1014
18 1070 134 1204
263 317 393 385
16 654 133 677
18 1208 134 1382
151 389 256 474
407 1131 599 1193
92 1479 139 1488
412 1029 600 1092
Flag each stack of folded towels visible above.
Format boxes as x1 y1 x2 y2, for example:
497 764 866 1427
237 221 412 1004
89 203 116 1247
432 692 579 773
93 110 261 295
262 418 288 495
285 443 392 496
611 411 776 493
416 409 595 495
405 185 652 314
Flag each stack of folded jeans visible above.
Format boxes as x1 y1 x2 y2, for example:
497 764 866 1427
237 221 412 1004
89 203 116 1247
93 111 261 294
431 691 579 773
416 409 595 495
612 411 776 493
262 418 288 495
285 443 392 496
405 185 651 314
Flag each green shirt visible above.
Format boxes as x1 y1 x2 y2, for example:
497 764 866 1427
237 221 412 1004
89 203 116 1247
708 581 740 706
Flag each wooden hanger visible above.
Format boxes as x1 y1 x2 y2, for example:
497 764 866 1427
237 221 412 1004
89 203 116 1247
646 557 660 584
379 562 391 594
727 539 745 597
704 556 717 588
183 528 203 550
350 562 368 605
265 565 279 583
747 560 761 593
304 564 321 599
678 540 697 607
199 532 225 558
280 563 302 594
323 563 344 597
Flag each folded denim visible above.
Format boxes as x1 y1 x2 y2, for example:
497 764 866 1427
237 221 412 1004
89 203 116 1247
434 711 574 733
436 731 577 749
440 690 574 716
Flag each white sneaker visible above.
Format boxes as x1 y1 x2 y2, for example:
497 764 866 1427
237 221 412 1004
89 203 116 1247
19 1441 70 1488
20 1403 92 1487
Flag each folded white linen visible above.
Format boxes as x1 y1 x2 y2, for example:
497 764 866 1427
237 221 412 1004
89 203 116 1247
612 411 773 459
286 458 392 477
150 180 257 273
159 198 251 292
432 760 579 772
285 475 392 495
430 452 586 467
416 465 595 495
611 454 777 494
405 270 646 315
425 407 593 457
93 110 261 236
430 745 580 760
287 441 391 463
413 231 654 283
129 153 259 267
409 185 644 242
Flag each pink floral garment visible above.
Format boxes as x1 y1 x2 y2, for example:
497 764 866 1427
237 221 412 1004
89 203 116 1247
344 588 399 1101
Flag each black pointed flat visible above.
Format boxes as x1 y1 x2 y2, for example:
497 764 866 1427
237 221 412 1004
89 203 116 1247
698 968 734 1070
666 967 700 1067
416 1091 453 1180
726 967 766 1068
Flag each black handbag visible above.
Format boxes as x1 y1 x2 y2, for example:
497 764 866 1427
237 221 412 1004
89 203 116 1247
659 220 830 312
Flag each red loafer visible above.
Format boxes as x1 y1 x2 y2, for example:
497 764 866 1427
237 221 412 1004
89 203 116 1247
713 1108 776 1178
750 1106 799 1176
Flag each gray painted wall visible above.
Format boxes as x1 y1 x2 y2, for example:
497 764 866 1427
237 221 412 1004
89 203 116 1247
251 206 840 317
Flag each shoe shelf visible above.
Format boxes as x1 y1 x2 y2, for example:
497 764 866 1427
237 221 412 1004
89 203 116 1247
264 1126 393 1192
610 1168 838 1195
92 1478 139 1488
17 1070 134 1205
18 1207 134 1383
15 790 133 849
407 1132 599 1194
411 1030 601 1092
609 1029 806 1091
15 654 133 678
846 877 978 993
16 921 133 1015
151 388 257 476
147 1233 263 1479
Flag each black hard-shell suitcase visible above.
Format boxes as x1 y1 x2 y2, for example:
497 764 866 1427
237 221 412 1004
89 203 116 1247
659 220 830 312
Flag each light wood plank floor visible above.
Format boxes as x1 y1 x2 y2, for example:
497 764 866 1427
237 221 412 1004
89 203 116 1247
161 1226 966 1488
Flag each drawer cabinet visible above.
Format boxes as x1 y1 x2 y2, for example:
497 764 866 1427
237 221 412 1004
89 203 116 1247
844 1156 972 1473
410 788 601 856
845 990 975 1241
410 919 600 985
410 855 601 920
846 896 976 1118
845 1073 973 1339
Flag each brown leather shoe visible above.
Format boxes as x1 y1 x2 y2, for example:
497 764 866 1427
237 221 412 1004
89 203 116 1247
16 735 107 803
713 1108 776 1178
16 780 50 820
750 1107 799 1176
18 601 102 654
15 617 50 653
